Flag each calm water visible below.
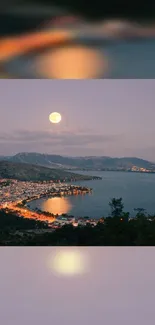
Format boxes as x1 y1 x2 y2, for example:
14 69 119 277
29 171 155 218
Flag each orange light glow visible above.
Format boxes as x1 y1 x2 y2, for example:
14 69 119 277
42 197 72 215
35 46 108 79
0 30 72 61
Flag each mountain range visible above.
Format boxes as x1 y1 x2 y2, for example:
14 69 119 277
0 152 155 171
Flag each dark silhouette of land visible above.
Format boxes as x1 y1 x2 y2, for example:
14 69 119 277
3 1 155 21
1 1 155 38
0 161 101 181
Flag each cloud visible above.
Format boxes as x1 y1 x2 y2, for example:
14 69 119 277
0 129 121 147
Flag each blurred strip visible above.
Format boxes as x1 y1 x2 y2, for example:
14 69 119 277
0 30 73 61
0 3 155 78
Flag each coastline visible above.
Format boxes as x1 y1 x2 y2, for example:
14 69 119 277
1 183 95 225
1 169 155 224
70 169 155 174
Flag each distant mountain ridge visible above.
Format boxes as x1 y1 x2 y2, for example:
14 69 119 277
0 161 101 181
0 152 155 171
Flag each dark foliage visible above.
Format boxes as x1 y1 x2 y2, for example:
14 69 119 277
0 209 48 231
1 198 155 246
19 1 155 20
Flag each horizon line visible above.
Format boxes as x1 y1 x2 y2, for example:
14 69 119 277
0 151 155 163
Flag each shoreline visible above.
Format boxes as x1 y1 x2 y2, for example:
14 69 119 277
25 185 92 209
71 169 155 174
1 184 95 224
23 185 93 217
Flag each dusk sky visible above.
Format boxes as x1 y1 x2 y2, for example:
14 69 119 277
0 79 155 160
1 247 155 325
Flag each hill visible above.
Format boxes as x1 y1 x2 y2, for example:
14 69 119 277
0 161 100 181
3 152 155 171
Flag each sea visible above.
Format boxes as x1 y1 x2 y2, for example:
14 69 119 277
28 171 155 218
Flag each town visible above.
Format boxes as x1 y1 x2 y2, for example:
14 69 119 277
0 179 99 229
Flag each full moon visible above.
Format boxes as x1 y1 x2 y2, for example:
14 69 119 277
49 249 88 276
49 112 61 124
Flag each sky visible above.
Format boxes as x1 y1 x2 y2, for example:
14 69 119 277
0 247 155 325
0 79 155 160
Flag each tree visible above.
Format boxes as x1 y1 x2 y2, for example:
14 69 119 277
134 208 146 219
109 198 124 218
